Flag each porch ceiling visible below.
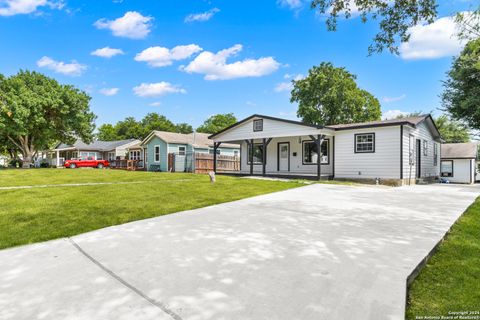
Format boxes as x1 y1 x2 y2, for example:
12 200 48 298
212 128 334 143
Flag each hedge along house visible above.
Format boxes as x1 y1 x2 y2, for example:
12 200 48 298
440 142 478 184
209 114 442 185
140 131 240 172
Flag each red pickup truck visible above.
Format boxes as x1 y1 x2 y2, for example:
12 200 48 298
64 157 110 169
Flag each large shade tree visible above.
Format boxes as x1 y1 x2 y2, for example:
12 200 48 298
291 62 381 125
442 38 480 131
196 113 237 134
0 71 95 167
311 2 479 54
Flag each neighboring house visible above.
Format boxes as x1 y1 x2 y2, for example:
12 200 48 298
441 142 478 184
51 139 140 167
140 131 239 172
209 114 442 185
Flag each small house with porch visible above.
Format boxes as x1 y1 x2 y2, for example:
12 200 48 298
140 131 240 172
50 139 140 167
209 114 442 185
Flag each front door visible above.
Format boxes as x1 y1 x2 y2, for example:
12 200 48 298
416 139 421 178
278 142 289 171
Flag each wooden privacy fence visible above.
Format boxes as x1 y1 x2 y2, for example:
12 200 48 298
194 152 240 174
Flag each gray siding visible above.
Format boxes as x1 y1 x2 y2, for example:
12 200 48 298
402 122 440 179
334 126 401 179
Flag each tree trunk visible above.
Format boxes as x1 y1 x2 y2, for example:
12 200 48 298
22 151 33 168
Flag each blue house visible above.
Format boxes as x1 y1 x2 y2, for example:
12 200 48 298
140 131 239 172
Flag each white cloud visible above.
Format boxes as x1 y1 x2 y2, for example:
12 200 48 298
184 8 219 23
400 15 466 60
382 109 409 120
133 82 186 97
275 73 303 92
182 44 280 80
277 0 304 10
94 11 153 40
149 101 161 107
0 0 63 16
36 56 86 76
135 44 202 67
91 47 124 58
382 94 406 103
99 87 119 96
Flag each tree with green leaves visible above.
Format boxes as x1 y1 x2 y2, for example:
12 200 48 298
0 70 95 167
311 2 479 55
115 117 144 140
141 113 177 136
455 8 480 41
442 38 480 131
310 0 438 54
435 115 470 143
196 113 237 134
175 123 194 134
96 124 117 141
291 62 381 125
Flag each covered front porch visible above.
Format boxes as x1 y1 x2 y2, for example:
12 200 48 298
209 115 335 180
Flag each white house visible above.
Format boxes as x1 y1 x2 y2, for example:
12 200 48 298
441 142 478 184
209 114 442 185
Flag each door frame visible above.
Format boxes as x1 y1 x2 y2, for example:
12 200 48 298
277 142 290 172
416 139 421 178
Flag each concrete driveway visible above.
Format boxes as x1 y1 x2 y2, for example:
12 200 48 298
1 183 478 320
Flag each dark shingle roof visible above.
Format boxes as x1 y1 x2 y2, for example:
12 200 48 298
441 143 477 159
327 115 429 130
55 139 138 151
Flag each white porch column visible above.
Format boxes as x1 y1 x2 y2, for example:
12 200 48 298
56 150 60 167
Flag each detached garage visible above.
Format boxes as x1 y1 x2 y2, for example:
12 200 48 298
441 142 478 184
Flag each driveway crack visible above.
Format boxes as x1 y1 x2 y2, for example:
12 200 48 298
68 238 183 320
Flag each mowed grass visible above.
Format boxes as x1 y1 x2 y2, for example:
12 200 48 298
406 197 480 318
0 169 302 249
0 168 198 187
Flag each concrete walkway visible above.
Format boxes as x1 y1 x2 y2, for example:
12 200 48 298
0 183 478 320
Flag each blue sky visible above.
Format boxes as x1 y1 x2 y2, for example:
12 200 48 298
0 0 475 128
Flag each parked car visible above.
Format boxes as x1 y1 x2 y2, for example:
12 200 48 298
64 157 109 169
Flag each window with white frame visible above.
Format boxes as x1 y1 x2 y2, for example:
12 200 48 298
129 150 141 160
355 133 375 153
253 119 263 132
154 145 160 162
423 140 428 156
178 146 186 156
302 140 329 164
108 152 115 161
433 143 438 166
441 160 453 177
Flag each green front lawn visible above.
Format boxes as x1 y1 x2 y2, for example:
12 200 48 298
0 169 302 249
406 197 480 318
